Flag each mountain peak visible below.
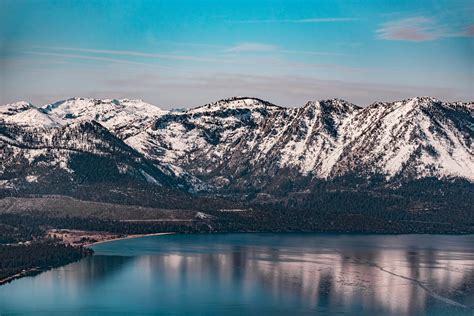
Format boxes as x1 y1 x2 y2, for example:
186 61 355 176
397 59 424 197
189 97 282 113
402 96 441 108
0 101 35 115
304 98 361 113
409 96 439 102
367 96 443 112
42 97 166 121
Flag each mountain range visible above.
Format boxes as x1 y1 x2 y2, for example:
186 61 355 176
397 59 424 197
1 95 473 232
1 96 472 195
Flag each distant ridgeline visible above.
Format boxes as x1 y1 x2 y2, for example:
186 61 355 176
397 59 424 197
0 96 473 233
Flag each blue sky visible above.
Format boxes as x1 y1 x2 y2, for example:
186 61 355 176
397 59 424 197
0 0 473 108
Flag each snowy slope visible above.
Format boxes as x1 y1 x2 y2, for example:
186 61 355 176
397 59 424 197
42 98 168 138
268 99 360 175
0 101 61 128
123 97 294 190
0 120 183 190
329 97 474 180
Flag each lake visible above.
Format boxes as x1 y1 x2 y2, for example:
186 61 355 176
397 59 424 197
0 234 473 315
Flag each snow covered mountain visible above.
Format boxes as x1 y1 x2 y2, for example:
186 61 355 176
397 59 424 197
0 119 187 191
1 96 472 196
42 98 167 139
0 101 61 128
329 97 473 180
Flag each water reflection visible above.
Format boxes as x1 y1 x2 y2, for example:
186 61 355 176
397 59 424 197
1 234 473 315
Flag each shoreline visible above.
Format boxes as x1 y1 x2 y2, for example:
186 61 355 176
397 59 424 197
0 232 174 286
84 232 175 247
0 268 42 286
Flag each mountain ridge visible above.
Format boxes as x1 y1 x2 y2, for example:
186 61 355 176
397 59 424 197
1 96 473 198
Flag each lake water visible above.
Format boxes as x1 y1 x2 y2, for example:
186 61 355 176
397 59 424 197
0 234 473 315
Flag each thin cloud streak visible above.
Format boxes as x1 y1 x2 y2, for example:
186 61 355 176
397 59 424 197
35 46 229 63
297 17 359 23
224 43 350 56
24 51 171 68
29 46 357 72
233 17 359 23
280 49 350 56
226 43 278 53
157 41 224 49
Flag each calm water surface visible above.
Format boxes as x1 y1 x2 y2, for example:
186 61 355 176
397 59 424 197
1 234 474 315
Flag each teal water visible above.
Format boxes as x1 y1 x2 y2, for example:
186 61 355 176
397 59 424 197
1 234 474 315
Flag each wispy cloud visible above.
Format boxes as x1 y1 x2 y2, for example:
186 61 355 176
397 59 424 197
42 45 350 66
234 17 359 24
377 17 474 42
155 41 223 49
377 17 443 41
279 49 350 56
25 51 169 68
226 43 278 53
25 46 356 74
34 46 227 63
225 43 349 56
291 17 359 23
143 34 223 49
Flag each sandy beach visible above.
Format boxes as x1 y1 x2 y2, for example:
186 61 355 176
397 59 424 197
84 232 175 247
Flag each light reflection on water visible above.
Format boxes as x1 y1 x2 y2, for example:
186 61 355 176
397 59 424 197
0 234 473 315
